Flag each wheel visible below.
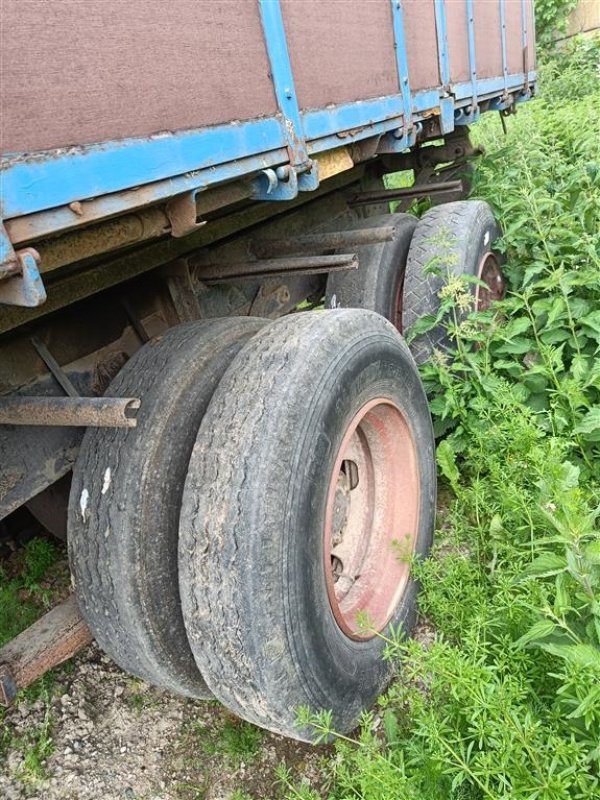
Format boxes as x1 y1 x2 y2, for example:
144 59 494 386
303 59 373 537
68 317 266 697
26 474 71 541
402 200 505 364
179 309 436 739
324 213 417 330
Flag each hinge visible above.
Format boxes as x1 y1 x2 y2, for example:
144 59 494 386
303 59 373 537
0 221 45 307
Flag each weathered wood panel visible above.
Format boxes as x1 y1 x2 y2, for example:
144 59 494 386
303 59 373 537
1 0 277 154
404 0 440 91
281 0 399 110
446 1 471 84
526 0 537 69
473 0 504 80
506 0 526 75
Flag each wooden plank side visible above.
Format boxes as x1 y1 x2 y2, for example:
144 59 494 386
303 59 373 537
473 0 503 79
526 0 536 69
1 0 277 155
446 1 471 84
403 0 441 91
281 0 399 110
506 0 526 75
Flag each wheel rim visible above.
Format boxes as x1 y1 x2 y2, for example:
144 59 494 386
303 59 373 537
475 252 505 311
323 399 420 640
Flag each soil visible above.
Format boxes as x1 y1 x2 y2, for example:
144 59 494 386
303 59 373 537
0 647 327 800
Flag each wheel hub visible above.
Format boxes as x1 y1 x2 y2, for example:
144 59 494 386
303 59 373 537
476 252 505 310
323 399 420 640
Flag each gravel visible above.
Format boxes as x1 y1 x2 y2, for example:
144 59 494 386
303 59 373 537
0 644 325 800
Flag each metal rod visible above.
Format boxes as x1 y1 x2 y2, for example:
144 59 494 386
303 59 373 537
349 180 463 206
0 396 140 427
194 252 358 284
31 337 79 397
0 596 92 706
252 226 396 258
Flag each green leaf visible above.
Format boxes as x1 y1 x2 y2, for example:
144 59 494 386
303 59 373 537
580 311 600 338
574 407 600 436
585 541 600 566
540 643 600 670
515 618 558 648
382 708 399 745
437 440 459 492
522 553 567 579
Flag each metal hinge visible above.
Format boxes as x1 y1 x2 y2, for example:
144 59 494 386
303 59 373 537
251 162 319 202
0 221 45 307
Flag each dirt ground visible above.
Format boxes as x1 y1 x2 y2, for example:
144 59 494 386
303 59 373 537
0 640 328 800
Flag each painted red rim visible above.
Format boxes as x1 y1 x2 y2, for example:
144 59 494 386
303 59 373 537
475 251 505 311
323 399 420 640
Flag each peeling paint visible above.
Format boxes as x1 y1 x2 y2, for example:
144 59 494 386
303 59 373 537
101 467 111 495
79 488 89 521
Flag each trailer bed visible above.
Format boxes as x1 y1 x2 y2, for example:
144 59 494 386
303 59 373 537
0 0 536 306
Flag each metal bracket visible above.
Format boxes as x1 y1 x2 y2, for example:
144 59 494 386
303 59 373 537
377 121 421 155
251 161 319 201
298 161 319 192
252 167 298 200
165 190 207 238
454 105 480 126
0 229 46 307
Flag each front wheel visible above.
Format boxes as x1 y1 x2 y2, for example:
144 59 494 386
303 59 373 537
179 309 436 740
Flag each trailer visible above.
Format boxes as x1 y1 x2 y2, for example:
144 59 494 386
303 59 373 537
0 0 536 740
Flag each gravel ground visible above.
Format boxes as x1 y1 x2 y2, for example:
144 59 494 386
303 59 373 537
0 643 327 800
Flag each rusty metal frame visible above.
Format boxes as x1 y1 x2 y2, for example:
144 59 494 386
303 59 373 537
0 396 140 427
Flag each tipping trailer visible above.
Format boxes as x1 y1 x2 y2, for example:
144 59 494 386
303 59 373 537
0 1 536 739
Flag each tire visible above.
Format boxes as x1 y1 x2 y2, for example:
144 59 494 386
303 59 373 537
179 309 436 739
324 213 418 329
402 200 504 364
68 317 266 697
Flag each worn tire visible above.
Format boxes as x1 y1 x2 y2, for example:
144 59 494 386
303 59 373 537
179 309 436 739
68 317 266 697
402 200 504 364
325 213 417 329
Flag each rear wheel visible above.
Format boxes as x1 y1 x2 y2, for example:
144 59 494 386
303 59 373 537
68 317 266 697
402 200 505 364
325 213 417 329
179 309 436 739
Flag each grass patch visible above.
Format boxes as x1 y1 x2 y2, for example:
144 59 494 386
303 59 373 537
199 717 264 766
0 534 68 783
284 36 600 800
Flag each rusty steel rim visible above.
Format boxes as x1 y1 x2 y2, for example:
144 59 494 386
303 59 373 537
475 251 505 311
323 399 420 640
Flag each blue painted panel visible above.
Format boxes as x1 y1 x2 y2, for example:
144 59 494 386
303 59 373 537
2 116 288 220
390 0 412 132
466 0 478 106
258 0 308 165
302 94 404 143
499 0 509 92
434 0 450 86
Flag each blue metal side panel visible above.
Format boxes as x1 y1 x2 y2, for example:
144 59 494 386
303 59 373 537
2 117 288 219
257 0 308 166
434 0 451 86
